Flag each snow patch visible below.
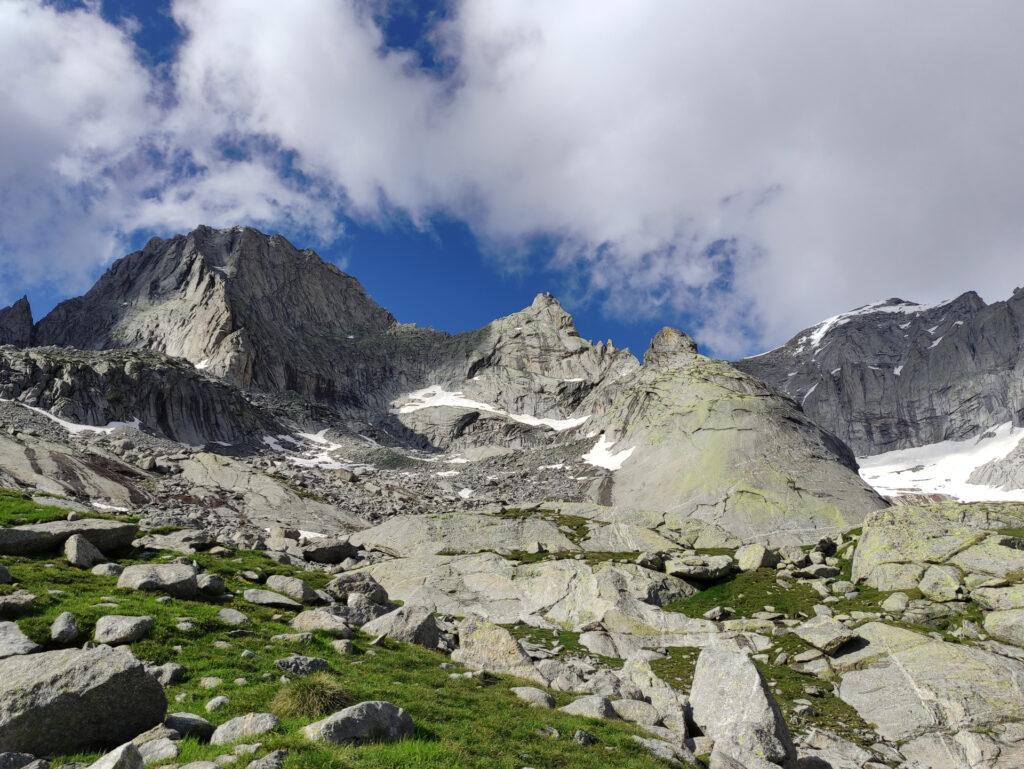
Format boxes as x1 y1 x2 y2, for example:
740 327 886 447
582 434 636 471
458 488 473 499
894 365 904 376
91 501 129 512
797 298 953 351
801 383 818 405
393 385 589 431
436 470 460 477
195 359 211 370
929 336 944 348
2 400 141 435
858 422 1024 502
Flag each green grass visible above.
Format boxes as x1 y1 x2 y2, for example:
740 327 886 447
0 488 136 526
1 498 692 769
663 566 821 620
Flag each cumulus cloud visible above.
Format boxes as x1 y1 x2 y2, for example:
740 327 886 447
3 0 1024 355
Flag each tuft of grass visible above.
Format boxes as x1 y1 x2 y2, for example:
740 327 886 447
271 673 353 718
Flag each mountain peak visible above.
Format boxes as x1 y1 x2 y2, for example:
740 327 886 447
643 326 699 367
0 295 33 347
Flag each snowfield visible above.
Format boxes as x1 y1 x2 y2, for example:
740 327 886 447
582 434 635 471
392 385 590 431
858 421 1024 502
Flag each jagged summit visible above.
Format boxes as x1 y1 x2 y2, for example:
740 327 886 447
643 326 699 367
0 295 33 346
737 289 1022 455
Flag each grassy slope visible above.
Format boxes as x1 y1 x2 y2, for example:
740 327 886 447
0 492 688 769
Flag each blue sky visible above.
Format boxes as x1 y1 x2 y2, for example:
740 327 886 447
4 1 1024 359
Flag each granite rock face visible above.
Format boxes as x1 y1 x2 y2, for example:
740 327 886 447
736 293 1024 455
577 328 886 544
0 297 33 347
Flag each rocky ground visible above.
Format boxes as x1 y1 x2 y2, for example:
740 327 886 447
4 487 1024 768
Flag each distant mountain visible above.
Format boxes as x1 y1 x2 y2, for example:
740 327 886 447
735 293 1024 456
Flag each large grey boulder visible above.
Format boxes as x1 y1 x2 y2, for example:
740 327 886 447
117 564 199 598
689 647 795 768
360 606 439 649
242 589 301 610
94 616 154 645
164 712 214 741
65 534 107 569
49 611 80 644
558 695 617 720
0 592 34 619
793 616 857 655
984 609 1024 647
86 743 144 769
302 701 414 744
291 609 352 637
450 616 546 685
275 655 329 676
265 575 319 605
0 519 137 556
0 646 167 755
209 713 279 746
0 623 40 659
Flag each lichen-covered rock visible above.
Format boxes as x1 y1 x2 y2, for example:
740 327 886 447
94 615 154 645
451 616 546 685
0 646 167 755
793 615 857 655
360 606 439 649
0 622 40 659
302 701 413 744
209 713 279 746
117 564 199 598
689 647 795 767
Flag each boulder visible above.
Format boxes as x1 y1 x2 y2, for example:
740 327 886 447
65 534 106 569
164 712 215 742
50 611 80 643
218 608 250 626
0 519 137 556
209 713 280 746
0 622 40 659
137 737 177 766
665 555 734 581
360 606 439 649
0 565 11 585
984 609 1024 647
117 565 199 599
86 743 144 769
735 544 780 572
245 749 288 769
301 538 357 564
450 616 546 685
918 564 964 602
793 616 858 655
0 646 167 755
324 572 389 604
0 592 35 618
689 647 795 767
302 701 413 744
275 655 329 676
291 609 352 637
242 589 301 610
265 575 318 605
94 616 154 645
510 687 554 709
973 585 1024 611
558 695 617 720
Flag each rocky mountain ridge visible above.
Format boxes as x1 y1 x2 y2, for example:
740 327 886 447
0 225 885 545
736 292 1024 456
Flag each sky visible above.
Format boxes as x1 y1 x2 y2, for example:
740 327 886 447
2 1 1024 359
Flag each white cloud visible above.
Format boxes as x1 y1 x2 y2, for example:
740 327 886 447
4 0 1024 357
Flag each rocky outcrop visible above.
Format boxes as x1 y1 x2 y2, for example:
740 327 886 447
0 298 33 347
736 293 1024 455
579 328 886 544
0 347 280 445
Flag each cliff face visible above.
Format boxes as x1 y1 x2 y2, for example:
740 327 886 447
0 296 33 347
736 293 1024 455
0 346 280 445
